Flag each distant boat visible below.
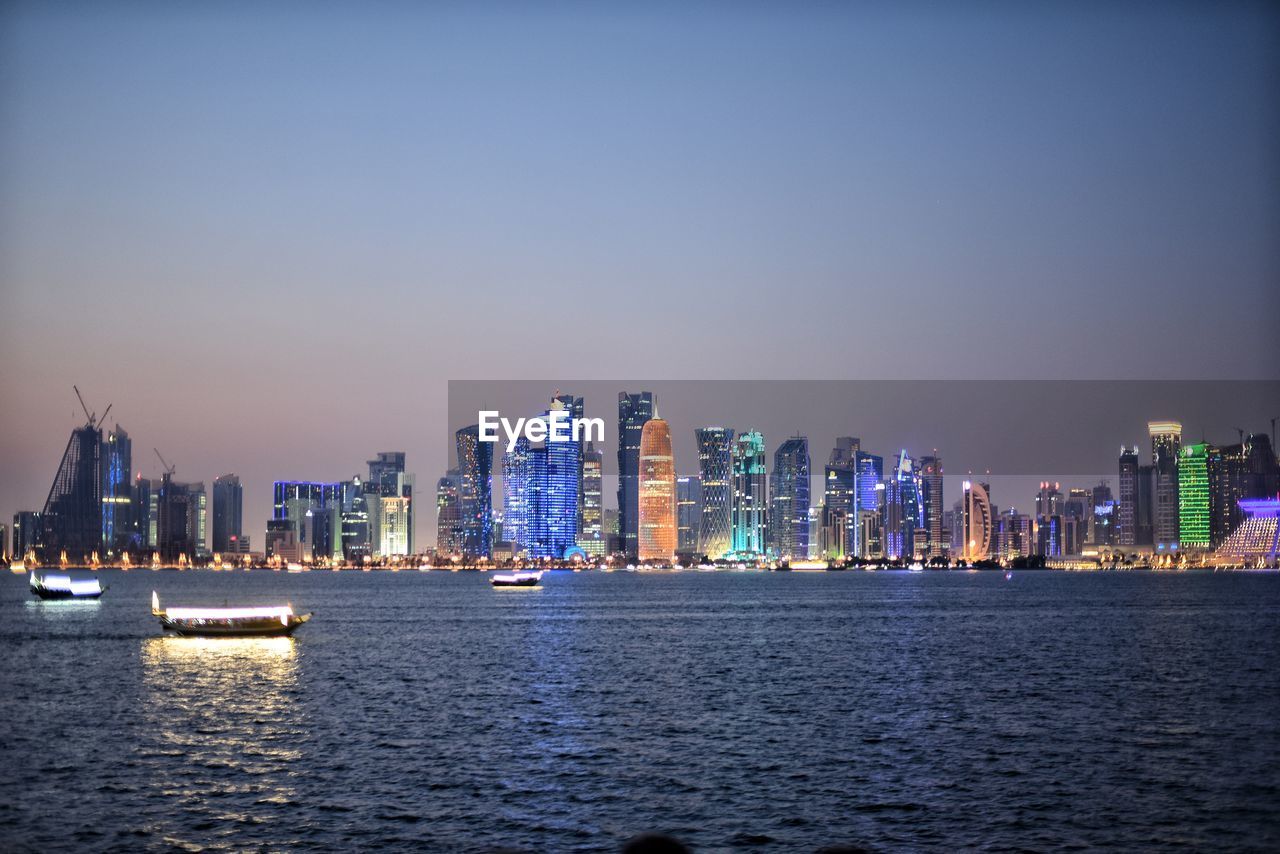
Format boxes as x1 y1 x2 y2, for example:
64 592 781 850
151 591 311 637
30 572 104 600
490 570 543 588
908 562 925 572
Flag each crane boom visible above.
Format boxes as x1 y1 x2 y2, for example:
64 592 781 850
73 385 95 427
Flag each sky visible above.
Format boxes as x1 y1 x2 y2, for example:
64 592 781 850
1 2 1278 547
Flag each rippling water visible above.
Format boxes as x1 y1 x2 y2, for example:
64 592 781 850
1 569 1278 852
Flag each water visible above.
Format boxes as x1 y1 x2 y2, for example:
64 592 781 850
2 569 1278 852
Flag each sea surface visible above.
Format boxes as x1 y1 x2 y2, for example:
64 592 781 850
1 568 1278 852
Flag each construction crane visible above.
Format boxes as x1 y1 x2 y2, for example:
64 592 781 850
154 448 176 478
1233 427 1245 446
72 385 111 429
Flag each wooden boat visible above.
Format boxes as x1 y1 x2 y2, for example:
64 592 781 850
30 572 104 600
490 570 543 588
151 591 311 636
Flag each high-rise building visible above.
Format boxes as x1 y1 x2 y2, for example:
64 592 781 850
1209 433 1280 547
883 451 922 560
1117 447 1140 546
822 437 859 558
367 452 414 556
581 443 605 556
769 436 810 560
1178 442 1213 550
156 475 206 560
502 437 531 553
994 509 1033 561
731 430 768 558
695 427 734 560
211 474 243 554
101 425 133 554
555 394 586 549
456 426 493 558
1150 421 1183 550
919 455 945 559
435 470 464 557
617 391 655 560
522 399 581 560
41 422 103 562
12 511 41 560
338 478 371 560
676 475 702 558
0 524 6 562
638 417 676 562
961 480 992 562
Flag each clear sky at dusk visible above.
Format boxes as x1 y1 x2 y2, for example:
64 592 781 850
2 2 1277 544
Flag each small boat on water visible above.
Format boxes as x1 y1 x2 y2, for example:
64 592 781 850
30 572 104 600
151 591 311 636
490 570 543 588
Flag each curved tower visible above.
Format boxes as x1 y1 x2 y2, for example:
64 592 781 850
638 418 676 562
962 480 992 562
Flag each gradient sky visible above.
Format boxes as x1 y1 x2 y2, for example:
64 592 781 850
2 2 1278 546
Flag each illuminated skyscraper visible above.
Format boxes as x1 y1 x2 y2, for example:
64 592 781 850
366 452 414 556
1150 420 1183 550
435 469 464 556
211 474 243 554
101 425 133 554
822 437 858 558
581 442 604 556
695 427 734 559
770 436 810 560
676 475 702 557
525 399 580 559
1178 442 1213 549
919 455 945 559
638 417 676 562
12 511 41 560
618 391 655 560
456 426 493 558
731 430 768 558
884 451 922 560
961 480 992 562
502 437 531 553
156 475 206 560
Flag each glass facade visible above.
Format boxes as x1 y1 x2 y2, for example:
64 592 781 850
638 418 676 562
731 431 768 558
1178 442 1212 549
617 391 654 559
101 426 133 554
456 426 494 558
695 427 734 559
770 436 810 560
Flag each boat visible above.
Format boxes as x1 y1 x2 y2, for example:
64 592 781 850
151 591 311 636
490 570 543 588
30 572 104 600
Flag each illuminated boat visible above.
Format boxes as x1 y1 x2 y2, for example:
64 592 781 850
151 591 311 636
30 572 104 600
490 570 543 588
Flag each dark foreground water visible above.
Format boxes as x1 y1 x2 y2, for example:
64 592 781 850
1 569 1278 852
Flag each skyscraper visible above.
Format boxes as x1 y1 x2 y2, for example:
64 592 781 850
638 417 676 562
1178 442 1213 550
676 475 702 557
884 451 922 560
822 437 858 558
211 474 243 554
101 425 133 554
502 437 531 553
919 455 945 559
41 422 103 562
12 511 41 560
156 475 206 561
617 391 654 560
961 480 992 562
435 470 464 556
695 427 734 560
367 452 414 556
1150 420 1183 550
581 442 604 556
770 436 810 560
456 426 493 558
526 400 580 560
731 430 768 558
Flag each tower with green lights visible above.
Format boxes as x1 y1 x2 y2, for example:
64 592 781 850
1178 443 1212 550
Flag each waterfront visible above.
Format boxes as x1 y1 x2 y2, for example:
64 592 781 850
2 570 1278 852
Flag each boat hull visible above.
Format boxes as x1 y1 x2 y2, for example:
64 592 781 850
31 587 103 600
159 614 311 637
491 577 540 587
